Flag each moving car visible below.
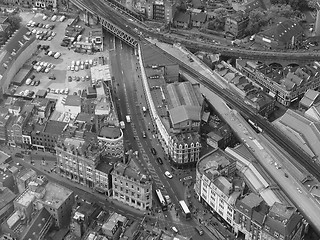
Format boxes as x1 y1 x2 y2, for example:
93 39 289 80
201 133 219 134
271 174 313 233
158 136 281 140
165 171 173 179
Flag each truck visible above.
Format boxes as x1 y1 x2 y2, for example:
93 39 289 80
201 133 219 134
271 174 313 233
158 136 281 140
126 115 131 123
120 121 125 129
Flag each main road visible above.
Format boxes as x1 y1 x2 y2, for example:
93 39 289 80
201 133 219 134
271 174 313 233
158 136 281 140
105 33 215 238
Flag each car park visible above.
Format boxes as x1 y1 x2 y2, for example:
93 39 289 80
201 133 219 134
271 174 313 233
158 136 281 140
165 171 173 179
156 157 163 165
150 148 157 155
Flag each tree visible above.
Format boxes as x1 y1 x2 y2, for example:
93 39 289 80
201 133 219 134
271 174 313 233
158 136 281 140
7 15 22 32
245 9 268 35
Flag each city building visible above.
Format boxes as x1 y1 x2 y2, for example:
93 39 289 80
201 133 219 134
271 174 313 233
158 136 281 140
63 95 82 114
234 193 269 240
255 19 304 49
101 212 126 240
0 187 16 226
261 202 304 240
111 162 152 211
3 176 73 238
0 27 37 100
70 200 101 238
299 89 320 110
236 60 320 106
145 0 177 24
0 107 11 143
224 12 249 39
190 12 207 28
275 109 320 161
15 168 37 194
140 43 204 168
173 11 190 28
215 61 275 117
55 128 115 195
2 0 57 9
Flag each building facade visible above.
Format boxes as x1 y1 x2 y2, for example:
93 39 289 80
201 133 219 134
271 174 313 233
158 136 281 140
236 60 320 106
2 0 57 8
225 13 249 38
111 162 152 211
145 0 177 24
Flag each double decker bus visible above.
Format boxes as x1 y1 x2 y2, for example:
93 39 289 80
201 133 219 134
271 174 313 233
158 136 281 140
155 189 167 211
179 200 191 220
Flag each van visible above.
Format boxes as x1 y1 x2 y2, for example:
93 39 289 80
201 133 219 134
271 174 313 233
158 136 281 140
172 227 178 234
36 66 42 72
51 15 57 21
54 52 61 59
59 16 66 22
26 78 32 85
195 226 204 236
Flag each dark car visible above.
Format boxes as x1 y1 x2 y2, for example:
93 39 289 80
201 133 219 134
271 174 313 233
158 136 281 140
35 80 40 86
150 148 157 155
156 157 163 165
32 60 37 65
38 23 43 28
30 75 35 80
15 153 24 158
60 42 68 47
49 24 55 30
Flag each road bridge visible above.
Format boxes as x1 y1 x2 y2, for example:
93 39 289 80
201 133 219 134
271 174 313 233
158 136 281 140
70 0 139 48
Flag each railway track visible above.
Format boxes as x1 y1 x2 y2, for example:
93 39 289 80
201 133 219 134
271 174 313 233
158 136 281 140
150 41 320 182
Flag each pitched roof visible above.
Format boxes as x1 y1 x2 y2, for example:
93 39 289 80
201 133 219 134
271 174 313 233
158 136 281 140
259 19 304 44
191 12 207 23
174 11 191 23
169 105 201 125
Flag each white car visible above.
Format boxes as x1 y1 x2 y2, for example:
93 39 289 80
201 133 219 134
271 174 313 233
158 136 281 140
45 68 50 73
75 66 79 72
165 171 173 179
43 62 48 67
172 227 178 233
80 65 84 70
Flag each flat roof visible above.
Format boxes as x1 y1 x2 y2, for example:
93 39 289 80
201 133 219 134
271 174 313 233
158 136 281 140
64 95 81 106
140 42 176 67
91 65 111 82
43 120 67 135
99 126 121 139
11 66 31 85
0 150 10 165
15 189 35 207
42 182 73 209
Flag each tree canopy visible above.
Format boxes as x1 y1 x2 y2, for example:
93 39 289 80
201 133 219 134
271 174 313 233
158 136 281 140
7 15 22 32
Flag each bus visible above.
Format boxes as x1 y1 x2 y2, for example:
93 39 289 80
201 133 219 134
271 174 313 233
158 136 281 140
155 189 167 211
179 200 191 220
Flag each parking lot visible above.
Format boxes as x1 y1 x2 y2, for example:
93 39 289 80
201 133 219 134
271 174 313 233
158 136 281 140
15 11 108 115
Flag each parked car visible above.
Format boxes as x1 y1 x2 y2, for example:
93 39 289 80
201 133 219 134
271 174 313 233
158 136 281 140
150 148 157 155
156 157 163 165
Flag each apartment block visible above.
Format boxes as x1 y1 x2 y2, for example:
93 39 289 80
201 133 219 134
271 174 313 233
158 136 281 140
225 12 249 38
145 0 177 24
111 162 152 211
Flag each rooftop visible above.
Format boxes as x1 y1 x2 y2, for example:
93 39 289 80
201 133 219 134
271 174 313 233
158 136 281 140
140 42 177 67
241 192 263 208
98 126 121 139
41 182 73 209
197 149 236 181
91 65 111 82
64 95 81 107
43 120 67 135
15 189 35 207
112 162 151 184
0 187 16 210
16 168 37 182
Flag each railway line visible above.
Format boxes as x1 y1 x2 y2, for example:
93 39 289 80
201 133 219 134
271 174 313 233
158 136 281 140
146 40 320 182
